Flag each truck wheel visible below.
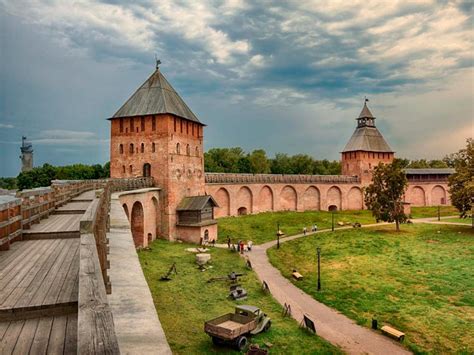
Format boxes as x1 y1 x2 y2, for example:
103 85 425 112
264 320 272 332
235 336 248 350
212 337 223 346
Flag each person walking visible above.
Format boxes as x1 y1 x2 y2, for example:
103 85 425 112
303 227 307 236
227 236 231 249
314 224 318 232
240 240 244 254
247 240 253 251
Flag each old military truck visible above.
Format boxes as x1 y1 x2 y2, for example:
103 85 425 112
204 305 271 350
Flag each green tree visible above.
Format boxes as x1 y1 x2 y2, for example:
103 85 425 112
364 161 408 231
270 153 293 174
448 138 474 218
248 149 271 174
290 154 314 174
0 177 18 190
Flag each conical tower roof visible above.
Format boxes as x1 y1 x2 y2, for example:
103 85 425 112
111 68 201 124
342 102 393 153
358 101 374 118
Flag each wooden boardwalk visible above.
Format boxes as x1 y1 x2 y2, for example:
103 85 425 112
0 190 95 354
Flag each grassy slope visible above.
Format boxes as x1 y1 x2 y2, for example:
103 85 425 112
443 217 471 225
267 224 474 354
217 207 458 245
218 210 377 245
410 206 458 219
138 240 341 355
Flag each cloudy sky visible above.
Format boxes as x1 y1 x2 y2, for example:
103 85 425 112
0 0 472 177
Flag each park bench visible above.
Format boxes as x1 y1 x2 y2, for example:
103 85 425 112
381 325 405 341
292 271 303 280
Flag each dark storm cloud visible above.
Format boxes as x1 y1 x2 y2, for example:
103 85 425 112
0 0 472 176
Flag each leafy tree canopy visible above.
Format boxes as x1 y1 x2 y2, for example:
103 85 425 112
364 160 408 231
448 138 473 218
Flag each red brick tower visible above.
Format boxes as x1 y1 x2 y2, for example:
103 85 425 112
341 100 394 183
109 63 208 239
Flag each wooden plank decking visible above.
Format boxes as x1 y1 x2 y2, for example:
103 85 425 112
22 215 82 239
0 191 97 354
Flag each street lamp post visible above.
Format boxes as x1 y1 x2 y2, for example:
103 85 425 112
277 223 280 249
331 211 335 231
438 205 441 221
317 247 321 291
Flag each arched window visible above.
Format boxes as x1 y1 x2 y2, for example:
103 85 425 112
119 144 123 154
119 118 124 133
129 143 134 154
141 143 144 153
152 116 156 131
176 143 180 154
152 143 156 153
122 165 126 174
129 165 133 173
195 146 199 157
186 144 190 156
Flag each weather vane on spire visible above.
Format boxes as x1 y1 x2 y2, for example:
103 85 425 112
364 96 369 103
155 54 161 69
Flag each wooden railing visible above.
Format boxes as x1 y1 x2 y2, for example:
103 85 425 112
0 196 22 251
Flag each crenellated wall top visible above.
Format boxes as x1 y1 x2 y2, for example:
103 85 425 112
205 173 359 185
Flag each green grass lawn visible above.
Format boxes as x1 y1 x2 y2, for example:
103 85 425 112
138 240 341 354
217 210 377 245
267 224 474 354
217 207 458 245
410 205 458 219
443 217 472 225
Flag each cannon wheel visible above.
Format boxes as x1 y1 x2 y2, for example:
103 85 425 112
264 320 272 332
235 336 248 350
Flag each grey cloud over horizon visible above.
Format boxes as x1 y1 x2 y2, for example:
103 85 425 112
0 0 472 176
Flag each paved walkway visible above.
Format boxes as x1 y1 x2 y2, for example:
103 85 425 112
107 193 172 355
410 215 470 227
220 223 410 355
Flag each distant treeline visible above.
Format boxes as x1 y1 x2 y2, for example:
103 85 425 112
0 163 110 191
205 148 341 175
0 150 452 191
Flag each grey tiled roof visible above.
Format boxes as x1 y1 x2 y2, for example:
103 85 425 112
342 126 393 153
404 168 455 175
111 69 201 123
177 195 219 211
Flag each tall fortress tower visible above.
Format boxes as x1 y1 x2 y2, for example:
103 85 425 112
341 100 394 183
109 63 209 239
20 136 34 172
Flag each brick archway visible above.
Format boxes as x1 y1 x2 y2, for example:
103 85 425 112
237 186 253 214
122 204 129 220
431 185 446 205
410 186 426 206
257 185 274 212
215 188 230 217
327 186 342 211
303 186 320 210
151 196 161 238
347 187 363 210
131 201 144 248
280 185 297 211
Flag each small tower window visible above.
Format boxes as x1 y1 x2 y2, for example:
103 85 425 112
130 117 134 132
152 143 155 153
129 165 133 173
141 143 144 153
141 117 145 131
174 117 177 132
122 165 126 174
186 144 190 156
120 118 124 133
176 143 180 154
129 143 134 154
119 144 123 154
195 146 199 157
152 116 156 131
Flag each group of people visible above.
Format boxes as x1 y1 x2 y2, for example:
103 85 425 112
227 237 252 254
302 224 318 236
